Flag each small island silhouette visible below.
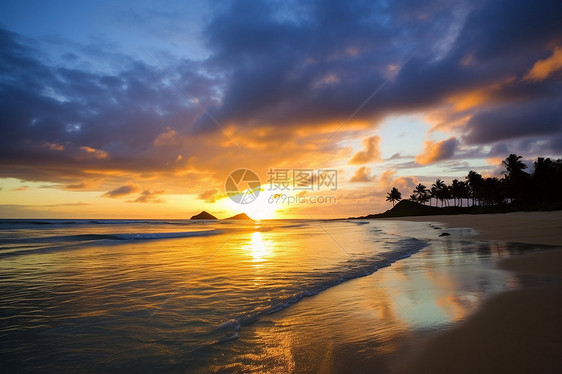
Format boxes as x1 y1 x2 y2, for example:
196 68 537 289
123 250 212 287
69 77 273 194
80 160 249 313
190 211 217 220
225 213 253 220
190 211 254 220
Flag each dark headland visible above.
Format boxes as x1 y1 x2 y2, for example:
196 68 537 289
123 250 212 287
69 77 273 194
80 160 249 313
349 200 562 220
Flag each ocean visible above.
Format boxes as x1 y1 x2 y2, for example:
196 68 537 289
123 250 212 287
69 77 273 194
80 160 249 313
0 218 533 372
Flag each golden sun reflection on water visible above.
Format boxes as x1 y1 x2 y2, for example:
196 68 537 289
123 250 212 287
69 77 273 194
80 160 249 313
248 231 271 264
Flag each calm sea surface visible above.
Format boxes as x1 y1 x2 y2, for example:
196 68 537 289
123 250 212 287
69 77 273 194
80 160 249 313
0 219 534 372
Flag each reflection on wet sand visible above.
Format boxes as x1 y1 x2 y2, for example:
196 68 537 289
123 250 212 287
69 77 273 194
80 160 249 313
210 238 531 373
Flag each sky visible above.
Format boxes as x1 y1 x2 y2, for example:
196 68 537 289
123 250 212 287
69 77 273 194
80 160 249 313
0 0 561 219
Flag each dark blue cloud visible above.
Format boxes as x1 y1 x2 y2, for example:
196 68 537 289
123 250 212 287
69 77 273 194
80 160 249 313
464 98 562 144
0 28 217 180
198 0 562 135
1 0 561 183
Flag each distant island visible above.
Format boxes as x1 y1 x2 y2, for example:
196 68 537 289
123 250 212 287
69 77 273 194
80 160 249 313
190 211 218 220
225 213 253 220
190 211 254 220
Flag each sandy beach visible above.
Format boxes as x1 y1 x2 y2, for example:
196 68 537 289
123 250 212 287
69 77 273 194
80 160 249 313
394 211 562 373
390 210 562 246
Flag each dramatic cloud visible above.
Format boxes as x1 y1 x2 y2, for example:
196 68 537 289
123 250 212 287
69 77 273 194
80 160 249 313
76 146 108 160
129 189 165 203
197 188 222 203
349 167 373 182
464 100 562 145
349 136 381 165
391 176 418 195
524 47 562 81
416 137 458 165
378 170 396 190
2 0 561 184
1 0 561 218
102 184 139 198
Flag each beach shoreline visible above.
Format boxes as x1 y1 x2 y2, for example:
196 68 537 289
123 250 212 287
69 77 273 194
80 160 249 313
391 211 562 373
386 210 562 246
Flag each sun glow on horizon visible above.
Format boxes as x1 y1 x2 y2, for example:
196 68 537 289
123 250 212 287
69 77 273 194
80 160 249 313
221 183 282 220
245 194 280 220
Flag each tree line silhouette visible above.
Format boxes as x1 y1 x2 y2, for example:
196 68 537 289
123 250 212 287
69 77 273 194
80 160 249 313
386 154 562 210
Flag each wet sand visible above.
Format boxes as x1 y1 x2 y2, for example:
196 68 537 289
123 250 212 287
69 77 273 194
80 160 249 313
389 210 562 246
395 212 562 374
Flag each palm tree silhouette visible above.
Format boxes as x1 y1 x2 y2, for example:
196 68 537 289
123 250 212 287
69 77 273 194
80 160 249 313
450 179 468 207
466 171 484 206
402 153 562 212
418 192 430 205
386 187 402 207
502 154 528 202
502 154 527 177
414 183 428 205
432 179 446 207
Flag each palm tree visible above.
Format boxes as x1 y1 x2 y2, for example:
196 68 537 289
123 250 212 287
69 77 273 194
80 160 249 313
443 184 452 207
502 154 528 202
450 179 468 207
533 157 555 202
502 154 527 178
466 171 484 206
386 187 402 207
458 180 470 207
481 177 504 206
413 184 428 205
432 179 446 207
418 192 431 205
430 186 438 207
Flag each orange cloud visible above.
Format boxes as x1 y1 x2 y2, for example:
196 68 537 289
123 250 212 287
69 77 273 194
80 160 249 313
524 47 562 81
43 142 65 151
374 169 417 195
392 176 418 195
415 137 458 165
77 146 108 160
446 76 516 112
486 157 503 166
377 169 396 191
349 135 381 164
349 166 373 182
425 109 472 132
154 129 179 146
197 188 223 203
64 178 103 190
450 90 489 111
